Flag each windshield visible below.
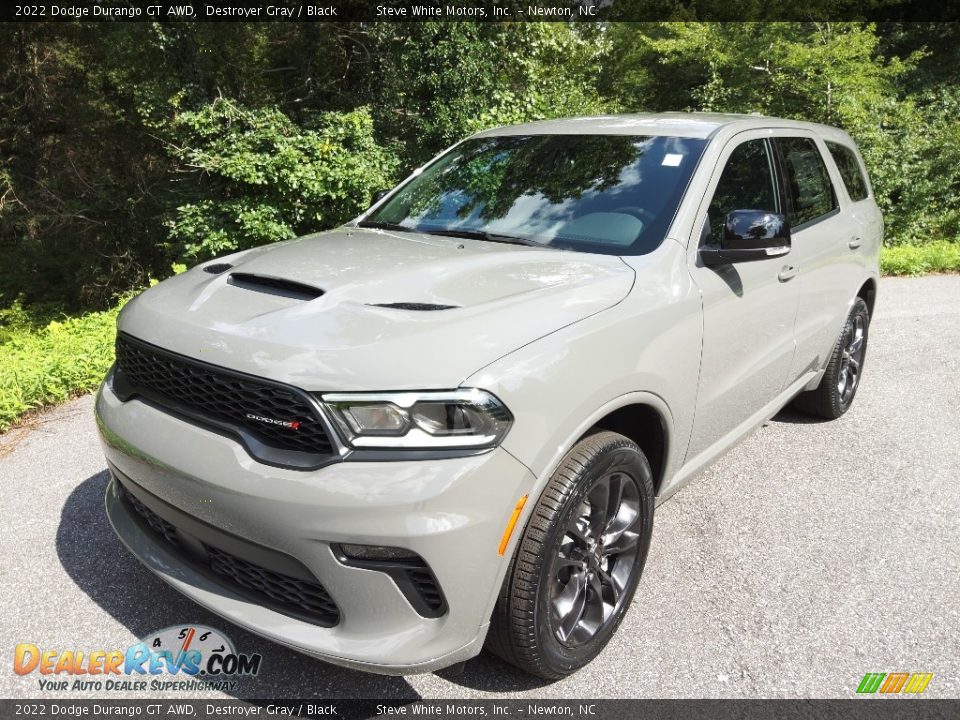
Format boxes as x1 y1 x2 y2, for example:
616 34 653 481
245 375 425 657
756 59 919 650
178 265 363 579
363 134 707 255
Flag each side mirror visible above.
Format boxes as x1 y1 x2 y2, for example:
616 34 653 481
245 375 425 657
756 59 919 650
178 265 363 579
371 189 391 204
700 210 791 266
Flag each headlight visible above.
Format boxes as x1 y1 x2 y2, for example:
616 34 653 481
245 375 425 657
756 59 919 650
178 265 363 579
320 389 512 450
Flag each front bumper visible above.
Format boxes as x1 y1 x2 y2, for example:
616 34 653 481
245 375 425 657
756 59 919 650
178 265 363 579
96 381 535 674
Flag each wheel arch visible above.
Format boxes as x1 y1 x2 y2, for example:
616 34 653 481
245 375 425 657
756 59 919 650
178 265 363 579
857 277 878 318
577 400 671 496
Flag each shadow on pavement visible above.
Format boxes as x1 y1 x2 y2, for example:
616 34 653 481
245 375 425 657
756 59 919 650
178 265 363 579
768 407 829 425
435 654 553 693
56 470 549 698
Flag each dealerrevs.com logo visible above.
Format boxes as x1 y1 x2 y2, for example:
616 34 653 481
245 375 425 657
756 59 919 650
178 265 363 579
246 412 301 430
14 625 262 692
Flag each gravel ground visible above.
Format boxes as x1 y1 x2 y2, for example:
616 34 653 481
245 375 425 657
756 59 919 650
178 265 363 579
1 275 957 701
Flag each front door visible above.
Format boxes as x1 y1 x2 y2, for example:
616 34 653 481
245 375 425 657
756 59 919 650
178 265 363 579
686 134 800 462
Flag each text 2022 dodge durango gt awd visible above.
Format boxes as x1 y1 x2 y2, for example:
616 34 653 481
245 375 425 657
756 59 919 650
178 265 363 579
97 113 881 679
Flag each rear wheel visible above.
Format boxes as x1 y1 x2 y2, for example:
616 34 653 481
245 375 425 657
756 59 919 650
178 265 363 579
793 297 870 419
487 431 654 679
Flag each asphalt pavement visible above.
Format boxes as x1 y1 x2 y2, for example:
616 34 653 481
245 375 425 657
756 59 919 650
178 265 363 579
1 275 957 700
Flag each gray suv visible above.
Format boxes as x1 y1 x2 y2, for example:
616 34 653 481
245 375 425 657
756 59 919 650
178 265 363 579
97 113 881 679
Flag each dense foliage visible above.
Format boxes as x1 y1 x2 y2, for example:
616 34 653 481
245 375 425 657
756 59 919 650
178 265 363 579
0 300 120 430
1 21 958 311
879 241 960 276
166 101 397 259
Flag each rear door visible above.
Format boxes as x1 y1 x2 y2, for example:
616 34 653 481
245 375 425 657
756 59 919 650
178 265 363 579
685 133 800 461
824 138 884 275
773 135 859 383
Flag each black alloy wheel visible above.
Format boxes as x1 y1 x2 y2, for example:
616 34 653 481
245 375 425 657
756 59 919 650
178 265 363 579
793 297 871 419
487 431 655 679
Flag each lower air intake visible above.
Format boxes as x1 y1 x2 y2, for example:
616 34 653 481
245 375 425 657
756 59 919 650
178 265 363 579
118 481 340 627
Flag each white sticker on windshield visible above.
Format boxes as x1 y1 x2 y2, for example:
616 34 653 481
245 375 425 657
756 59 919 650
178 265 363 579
662 153 684 167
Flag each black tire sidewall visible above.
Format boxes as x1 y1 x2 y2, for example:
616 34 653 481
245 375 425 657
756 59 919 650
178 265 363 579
830 298 871 415
532 438 654 676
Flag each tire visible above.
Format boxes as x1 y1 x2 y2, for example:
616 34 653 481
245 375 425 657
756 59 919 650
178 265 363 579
792 297 870 419
486 431 655 679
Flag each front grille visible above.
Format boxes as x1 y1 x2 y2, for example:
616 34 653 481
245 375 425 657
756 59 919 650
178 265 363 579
118 482 340 626
114 334 333 461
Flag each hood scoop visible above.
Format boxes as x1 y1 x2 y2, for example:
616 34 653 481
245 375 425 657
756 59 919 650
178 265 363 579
227 273 324 301
369 302 459 311
203 262 233 274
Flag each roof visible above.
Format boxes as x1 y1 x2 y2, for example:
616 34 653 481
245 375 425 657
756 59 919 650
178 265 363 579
471 112 849 141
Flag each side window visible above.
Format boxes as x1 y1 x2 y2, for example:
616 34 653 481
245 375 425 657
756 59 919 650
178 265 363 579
826 141 869 201
707 139 778 242
776 137 838 226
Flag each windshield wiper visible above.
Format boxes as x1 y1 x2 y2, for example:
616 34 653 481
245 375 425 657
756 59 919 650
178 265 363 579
419 228 545 248
359 221 548 248
356 220 416 233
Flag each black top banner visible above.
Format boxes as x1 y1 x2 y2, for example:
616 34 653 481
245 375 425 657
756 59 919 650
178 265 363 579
3 0 960 23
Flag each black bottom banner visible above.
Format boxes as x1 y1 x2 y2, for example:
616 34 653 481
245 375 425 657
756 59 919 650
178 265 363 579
0 699 957 720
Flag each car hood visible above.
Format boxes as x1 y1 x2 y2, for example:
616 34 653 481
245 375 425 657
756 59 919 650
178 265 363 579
118 227 635 390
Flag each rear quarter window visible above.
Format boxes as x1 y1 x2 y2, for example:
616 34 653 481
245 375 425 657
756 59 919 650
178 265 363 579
826 141 869 201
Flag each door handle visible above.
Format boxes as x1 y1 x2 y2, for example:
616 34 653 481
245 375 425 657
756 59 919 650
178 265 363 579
848 236 863 249
778 265 798 282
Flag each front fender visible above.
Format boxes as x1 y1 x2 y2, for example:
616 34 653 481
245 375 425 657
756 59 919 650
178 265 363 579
463 241 702 500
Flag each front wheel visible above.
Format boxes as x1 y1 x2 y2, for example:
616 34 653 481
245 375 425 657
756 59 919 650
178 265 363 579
486 431 655 679
793 297 870 419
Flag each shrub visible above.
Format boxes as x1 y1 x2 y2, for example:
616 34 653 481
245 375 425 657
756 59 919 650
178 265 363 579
0 301 120 431
880 241 960 276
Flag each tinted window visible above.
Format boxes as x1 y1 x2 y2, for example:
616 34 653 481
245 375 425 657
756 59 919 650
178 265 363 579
826 141 869 201
777 137 837 226
707 139 778 242
366 134 708 256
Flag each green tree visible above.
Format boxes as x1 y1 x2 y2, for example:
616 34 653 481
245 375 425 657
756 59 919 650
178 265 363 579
0 25 169 309
368 23 610 163
602 22 960 244
164 99 398 260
